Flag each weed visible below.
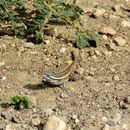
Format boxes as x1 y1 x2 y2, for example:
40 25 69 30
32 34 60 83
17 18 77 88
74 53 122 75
10 95 32 110
0 0 99 48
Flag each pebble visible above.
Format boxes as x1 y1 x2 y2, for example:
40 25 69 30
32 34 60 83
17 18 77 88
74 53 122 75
43 115 68 130
76 67 84 75
102 51 112 57
59 47 67 53
0 61 5 67
125 96 130 104
44 108 54 117
60 93 68 99
72 115 80 124
122 124 128 130
113 75 119 81
114 4 124 12
102 35 108 40
44 40 50 44
102 124 110 130
110 67 115 72
92 8 105 17
24 42 34 48
109 111 122 126
121 20 130 28
101 116 107 122
31 115 41 126
106 42 117 51
6 124 16 130
113 37 126 46
1 76 7 81
100 27 116 35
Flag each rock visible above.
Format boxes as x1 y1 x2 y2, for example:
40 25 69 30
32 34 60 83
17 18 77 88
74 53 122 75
76 67 84 75
31 115 41 126
1 76 7 81
113 75 119 81
44 108 54 117
6 124 16 130
122 124 128 130
109 111 122 126
101 117 107 122
110 67 115 72
114 4 124 12
102 124 110 130
113 37 126 46
59 47 67 53
119 101 128 109
92 8 105 17
0 61 5 67
72 115 80 124
44 40 50 44
100 27 116 35
122 20 130 28
60 93 68 99
102 51 112 57
125 96 130 104
24 42 34 48
106 42 116 51
43 115 68 130
102 35 108 40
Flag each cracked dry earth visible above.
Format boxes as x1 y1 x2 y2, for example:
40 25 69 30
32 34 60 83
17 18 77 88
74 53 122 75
0 0 130 130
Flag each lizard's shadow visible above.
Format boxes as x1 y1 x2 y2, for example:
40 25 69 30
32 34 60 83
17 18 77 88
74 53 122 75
23 81 58 90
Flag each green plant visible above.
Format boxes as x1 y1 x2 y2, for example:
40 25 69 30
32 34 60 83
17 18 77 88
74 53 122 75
75 29 99 48
10 95 32 110
0 0 99 48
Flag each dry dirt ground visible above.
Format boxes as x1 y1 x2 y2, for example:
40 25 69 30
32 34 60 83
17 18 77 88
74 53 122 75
0 0 130 130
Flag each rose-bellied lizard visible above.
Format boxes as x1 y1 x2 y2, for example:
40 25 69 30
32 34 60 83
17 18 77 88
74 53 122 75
43 51 76 85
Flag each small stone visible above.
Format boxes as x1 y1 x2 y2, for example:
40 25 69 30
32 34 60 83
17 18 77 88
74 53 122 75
122 124 128 130
59 47 67 53
102 51 112 57
0 61 5 67
109 112 122 126
60 93 68 99
44 40 50 44
24 42 34 48
101 27 116 35
102 124 110 130
76 67 84 75
92 8 105 17
44 108 53 117
1 76 7 81
110 68 115 72
104 82 111 87
102 35 108 40
106 42 116 51
6 124 16 130
72 115 80 124
122 20 130 28
101 117 107 122
114 4 124 12
31 115 41 126
113 37 126 46
43 115 68 130
125 96 130 104
119 101 128 109
113 75 119 81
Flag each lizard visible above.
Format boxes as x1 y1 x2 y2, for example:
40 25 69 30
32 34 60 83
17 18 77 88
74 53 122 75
43 51 76 86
